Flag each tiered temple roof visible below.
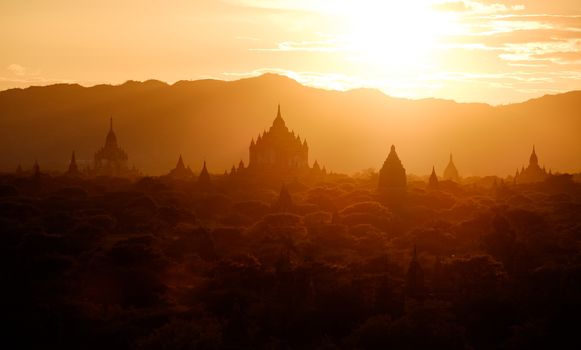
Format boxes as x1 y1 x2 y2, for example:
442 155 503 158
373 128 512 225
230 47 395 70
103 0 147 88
378 145 407 189
93 118 137 177
248 105 308 172
516 146 548 184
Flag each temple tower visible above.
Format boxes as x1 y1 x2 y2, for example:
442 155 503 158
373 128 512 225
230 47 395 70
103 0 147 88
248 105 309 172
515 146 548 184
378 145 407 189
443 153 460 182
93 118 135 177
67 151 80 176
428 166 439 189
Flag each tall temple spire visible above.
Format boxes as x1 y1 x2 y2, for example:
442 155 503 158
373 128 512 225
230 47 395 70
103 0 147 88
93 116 136 177
443 152 460 182
249 104 309 171
272 104 286 130
517 145 548 184
167 154 194 179
378 144 407 189
529 145 538 166
176 154 185 170
198 160 211 186
105 117 118 147
428 165 438 188
68 151 79 175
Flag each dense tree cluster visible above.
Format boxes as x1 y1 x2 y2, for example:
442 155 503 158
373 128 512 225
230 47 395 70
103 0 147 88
1 172 580 349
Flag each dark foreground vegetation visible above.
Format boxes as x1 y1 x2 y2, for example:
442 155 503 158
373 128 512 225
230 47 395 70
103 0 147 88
1 173 580 349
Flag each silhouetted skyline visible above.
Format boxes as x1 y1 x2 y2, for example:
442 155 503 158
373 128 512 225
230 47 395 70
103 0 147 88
1 75 579 176
5 107 574 187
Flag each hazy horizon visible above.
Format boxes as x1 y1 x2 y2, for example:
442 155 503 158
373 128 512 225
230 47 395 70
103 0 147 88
2 73 580 107
2 1 580 104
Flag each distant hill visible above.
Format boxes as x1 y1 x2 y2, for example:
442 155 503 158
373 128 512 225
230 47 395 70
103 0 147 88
0 74 580 176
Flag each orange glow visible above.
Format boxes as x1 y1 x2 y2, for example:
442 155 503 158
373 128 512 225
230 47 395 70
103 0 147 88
0 1 579 103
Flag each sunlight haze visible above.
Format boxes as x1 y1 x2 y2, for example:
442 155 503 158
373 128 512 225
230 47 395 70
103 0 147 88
1 0 579 103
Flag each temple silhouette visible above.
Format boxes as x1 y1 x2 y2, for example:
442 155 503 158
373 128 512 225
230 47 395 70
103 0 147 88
378 145 407 189
428 166 439 189
167 154 194 179
515 146 549 184
9 110 567 189
198 160 211 186
248 105 309 173
91 118 139 177
67 151 80 177
220 105 326 184
443 153 460 182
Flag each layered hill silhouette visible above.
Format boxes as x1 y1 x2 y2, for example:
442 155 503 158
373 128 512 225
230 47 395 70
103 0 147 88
0 73 579 175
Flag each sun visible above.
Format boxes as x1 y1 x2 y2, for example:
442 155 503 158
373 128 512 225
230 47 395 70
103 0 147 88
319 1 459 76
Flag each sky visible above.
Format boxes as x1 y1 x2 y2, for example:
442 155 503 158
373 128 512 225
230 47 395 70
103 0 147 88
0 0 580 104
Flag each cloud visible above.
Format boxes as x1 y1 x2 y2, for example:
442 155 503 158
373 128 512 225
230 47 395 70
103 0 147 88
7 64 29 76
498 38 581 63
220 0 325 14
434 1 525 14
532 51 581 65
481 29 579 45
437 6 581 75
0 73 79 92
250 39 342 52
471 14 581 29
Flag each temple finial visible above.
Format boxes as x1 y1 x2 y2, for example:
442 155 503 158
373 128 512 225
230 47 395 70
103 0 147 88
176 154 185 169
110 117 113 131
529 145 538 166
272 104 286 128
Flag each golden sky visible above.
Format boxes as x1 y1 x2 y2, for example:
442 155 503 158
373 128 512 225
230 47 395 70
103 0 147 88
1 0 580 104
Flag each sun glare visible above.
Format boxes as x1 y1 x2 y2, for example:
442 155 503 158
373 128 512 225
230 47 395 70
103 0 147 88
329 1 456 74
